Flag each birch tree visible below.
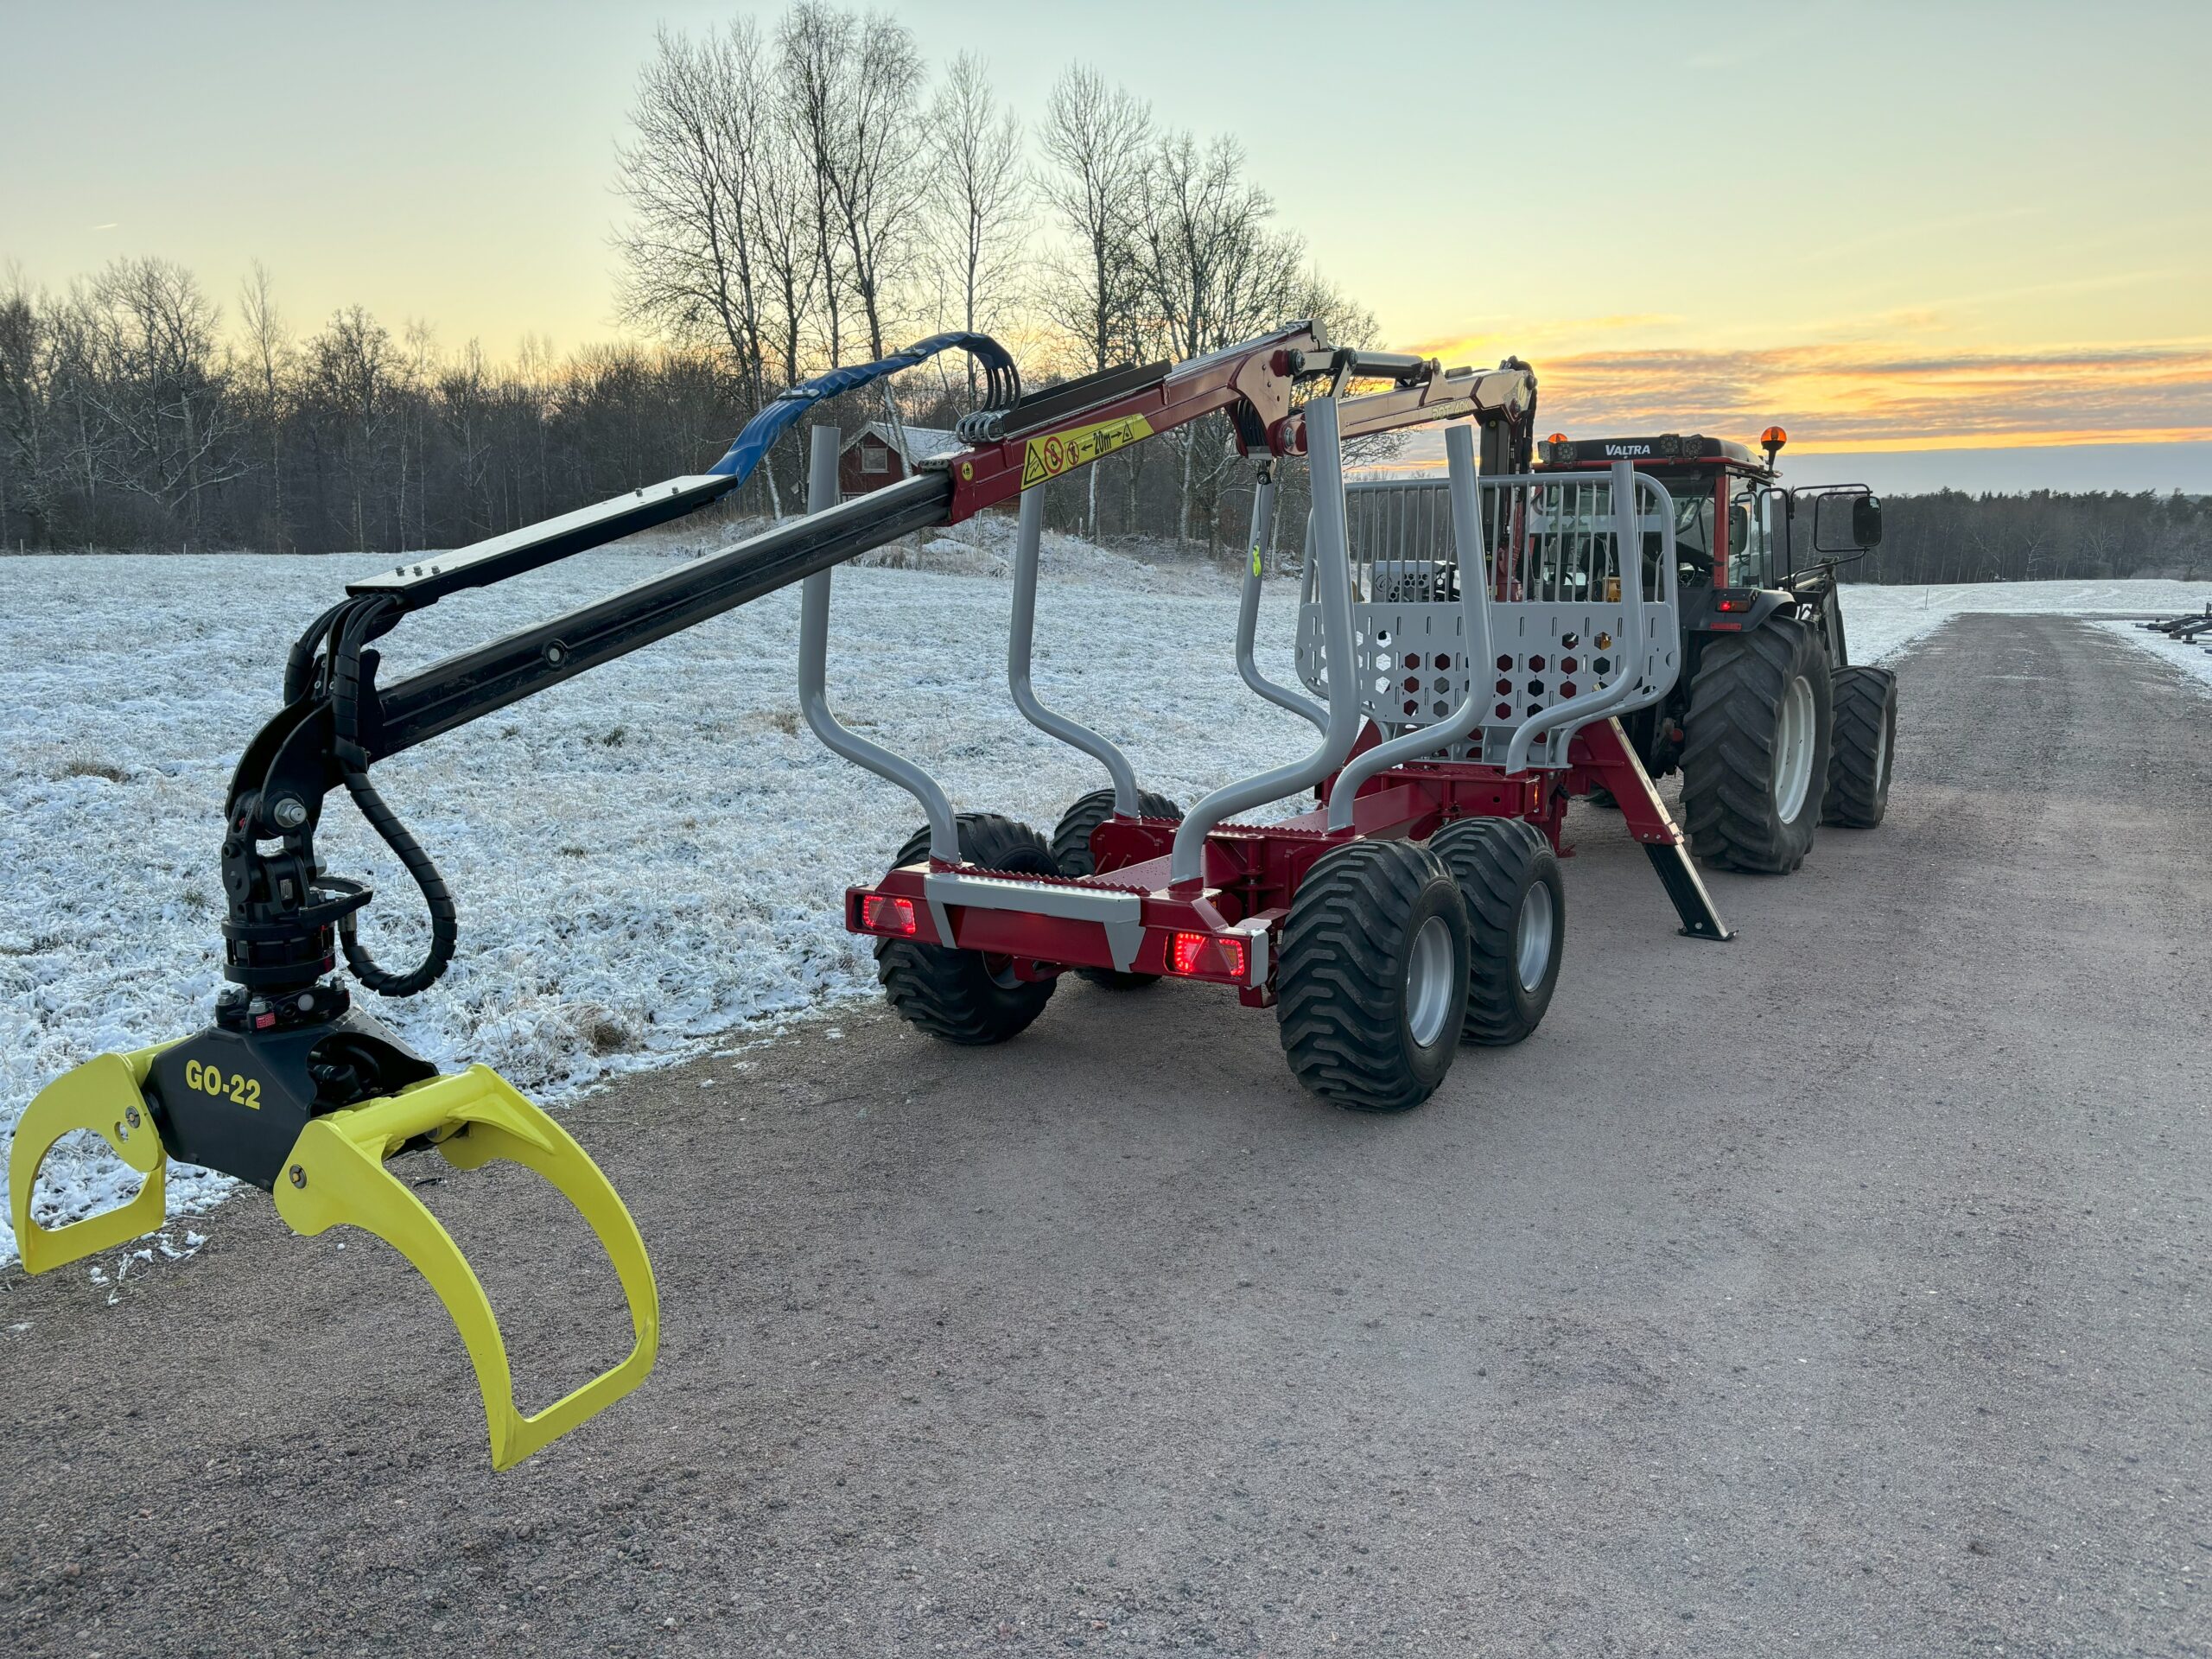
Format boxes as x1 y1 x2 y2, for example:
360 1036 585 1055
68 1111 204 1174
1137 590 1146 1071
926 53 1026 397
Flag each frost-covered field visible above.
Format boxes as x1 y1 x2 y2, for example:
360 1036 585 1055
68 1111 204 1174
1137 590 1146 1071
3 537 2207 1262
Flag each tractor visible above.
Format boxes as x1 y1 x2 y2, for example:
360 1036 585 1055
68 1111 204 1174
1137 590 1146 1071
1535 429 1897 873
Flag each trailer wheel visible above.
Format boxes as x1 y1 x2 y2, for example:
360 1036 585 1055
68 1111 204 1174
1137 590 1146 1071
1427 819 1564 1046
1275 840 1469 1112
875 814 1058 1045
1051 787 1184 988
1822 666 1897 829
1679 617 1833 874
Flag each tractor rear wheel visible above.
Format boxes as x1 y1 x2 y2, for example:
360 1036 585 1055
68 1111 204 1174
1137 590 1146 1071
875 813 1058 1045
1275 840 1469 1112
1680 618 1833 874
1427 819 1564 1046
1823 665 1898 828
1052 787 1184 989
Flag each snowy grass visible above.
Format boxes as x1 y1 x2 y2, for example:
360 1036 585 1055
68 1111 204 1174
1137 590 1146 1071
2 545 2206 1263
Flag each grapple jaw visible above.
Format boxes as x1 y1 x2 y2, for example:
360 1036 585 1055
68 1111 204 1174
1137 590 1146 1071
274 1066 659 1471
10 1027 658 1471
9 1046 175 1276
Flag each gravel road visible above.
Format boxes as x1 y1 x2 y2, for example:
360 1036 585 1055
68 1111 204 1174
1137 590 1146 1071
3 615 2207 1657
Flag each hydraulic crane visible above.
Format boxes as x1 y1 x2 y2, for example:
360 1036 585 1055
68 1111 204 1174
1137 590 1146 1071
9 321 1543 1468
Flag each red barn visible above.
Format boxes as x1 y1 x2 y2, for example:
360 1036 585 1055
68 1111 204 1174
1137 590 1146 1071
837 422 964 498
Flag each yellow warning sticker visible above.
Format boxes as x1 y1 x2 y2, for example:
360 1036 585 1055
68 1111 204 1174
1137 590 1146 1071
1020 413 1154 489
1250 545 1262 577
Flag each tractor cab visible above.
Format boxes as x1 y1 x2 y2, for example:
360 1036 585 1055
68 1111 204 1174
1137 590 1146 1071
1534 429 1882 645
1529 427 1897 842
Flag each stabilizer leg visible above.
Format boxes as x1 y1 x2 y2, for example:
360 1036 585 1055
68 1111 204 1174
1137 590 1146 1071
9 1046 176 1274
1577 718 1734 942
1642 841 1733 943
273 1065 659 1471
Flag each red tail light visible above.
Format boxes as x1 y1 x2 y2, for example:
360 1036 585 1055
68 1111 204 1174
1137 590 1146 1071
861 893 917 936
1168 931 1249 980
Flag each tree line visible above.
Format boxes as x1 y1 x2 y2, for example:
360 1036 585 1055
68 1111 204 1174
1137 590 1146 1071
1845 487 2209 585
0 4 1368 558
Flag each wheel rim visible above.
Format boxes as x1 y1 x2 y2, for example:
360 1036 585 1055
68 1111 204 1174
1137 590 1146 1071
1873 711 1891 787
1514 881 1555 993
1772 674 1816 823
1404 914 1455 1049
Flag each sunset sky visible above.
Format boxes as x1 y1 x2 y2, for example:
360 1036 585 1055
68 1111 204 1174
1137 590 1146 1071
4 0 2208 493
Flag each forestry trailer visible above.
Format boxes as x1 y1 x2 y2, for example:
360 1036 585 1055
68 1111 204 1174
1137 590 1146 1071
1535 429 1897 873
12 322 1743 1471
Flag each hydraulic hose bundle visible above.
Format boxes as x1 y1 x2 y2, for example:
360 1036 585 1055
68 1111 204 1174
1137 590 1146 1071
285 592 459 998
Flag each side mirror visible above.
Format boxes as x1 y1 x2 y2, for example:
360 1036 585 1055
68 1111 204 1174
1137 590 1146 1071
1809 486 1880 555
1853 494 1884 548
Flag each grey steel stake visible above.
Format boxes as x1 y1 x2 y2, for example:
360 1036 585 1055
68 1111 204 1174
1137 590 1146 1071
1169 396 1363 887
1235 468 1328 733
1325 423 1494 829
797 425 959 862
1503 460 1661 773
1007 484 1140 815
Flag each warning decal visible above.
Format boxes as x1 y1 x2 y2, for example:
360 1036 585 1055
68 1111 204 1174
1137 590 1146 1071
1020 413 1154 489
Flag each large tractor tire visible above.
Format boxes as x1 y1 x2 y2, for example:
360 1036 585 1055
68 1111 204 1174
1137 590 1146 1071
1823 665 1898 829
1052 786 1184 989
875 813 1058 1045
1275 840 1469 1112
1680 618 1833 874
1427 819 1565 1046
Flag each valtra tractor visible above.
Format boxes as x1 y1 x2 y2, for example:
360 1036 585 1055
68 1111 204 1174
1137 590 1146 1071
1535 428 1897 872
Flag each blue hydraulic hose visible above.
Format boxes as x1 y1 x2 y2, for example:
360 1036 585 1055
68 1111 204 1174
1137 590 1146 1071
707 332 1019 487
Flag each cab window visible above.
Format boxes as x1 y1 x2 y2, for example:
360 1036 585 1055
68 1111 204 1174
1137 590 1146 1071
1727 487 1770 588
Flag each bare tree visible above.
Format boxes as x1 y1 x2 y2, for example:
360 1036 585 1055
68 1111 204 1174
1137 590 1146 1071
1038 65 1152 535
779 3 925 363
1134 132 1281 544
613 23 774 404
236 259 293 546
74 257 243 538
0 264 59 545
925 53 1026 396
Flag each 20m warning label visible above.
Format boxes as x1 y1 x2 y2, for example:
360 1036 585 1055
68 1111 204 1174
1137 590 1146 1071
1020 413 1155 489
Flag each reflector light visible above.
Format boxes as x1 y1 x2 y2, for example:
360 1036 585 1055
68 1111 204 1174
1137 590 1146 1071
861 893 917 936
1169 931 1249 980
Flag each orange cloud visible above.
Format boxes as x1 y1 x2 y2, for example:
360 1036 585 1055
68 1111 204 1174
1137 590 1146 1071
1426 336 2212 452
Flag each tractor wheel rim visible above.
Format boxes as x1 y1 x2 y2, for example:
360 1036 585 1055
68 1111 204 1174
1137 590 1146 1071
1773 675 1816 823
1873 711 1891 787
1515 881 1555 993
1404 914 1455 1049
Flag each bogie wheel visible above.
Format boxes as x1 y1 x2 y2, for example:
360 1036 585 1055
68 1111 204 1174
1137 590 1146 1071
1822 665 1897 828
1052 786 1183 989
875 813 1058 1045
1680 618 1834 874
1427 819 1565 1046
1275 840 1470 1112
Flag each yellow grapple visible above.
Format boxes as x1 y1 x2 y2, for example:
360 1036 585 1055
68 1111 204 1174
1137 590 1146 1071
10 1047 657 1471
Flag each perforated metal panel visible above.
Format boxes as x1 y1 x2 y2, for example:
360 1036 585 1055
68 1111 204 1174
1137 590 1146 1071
1298 474 1680 770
